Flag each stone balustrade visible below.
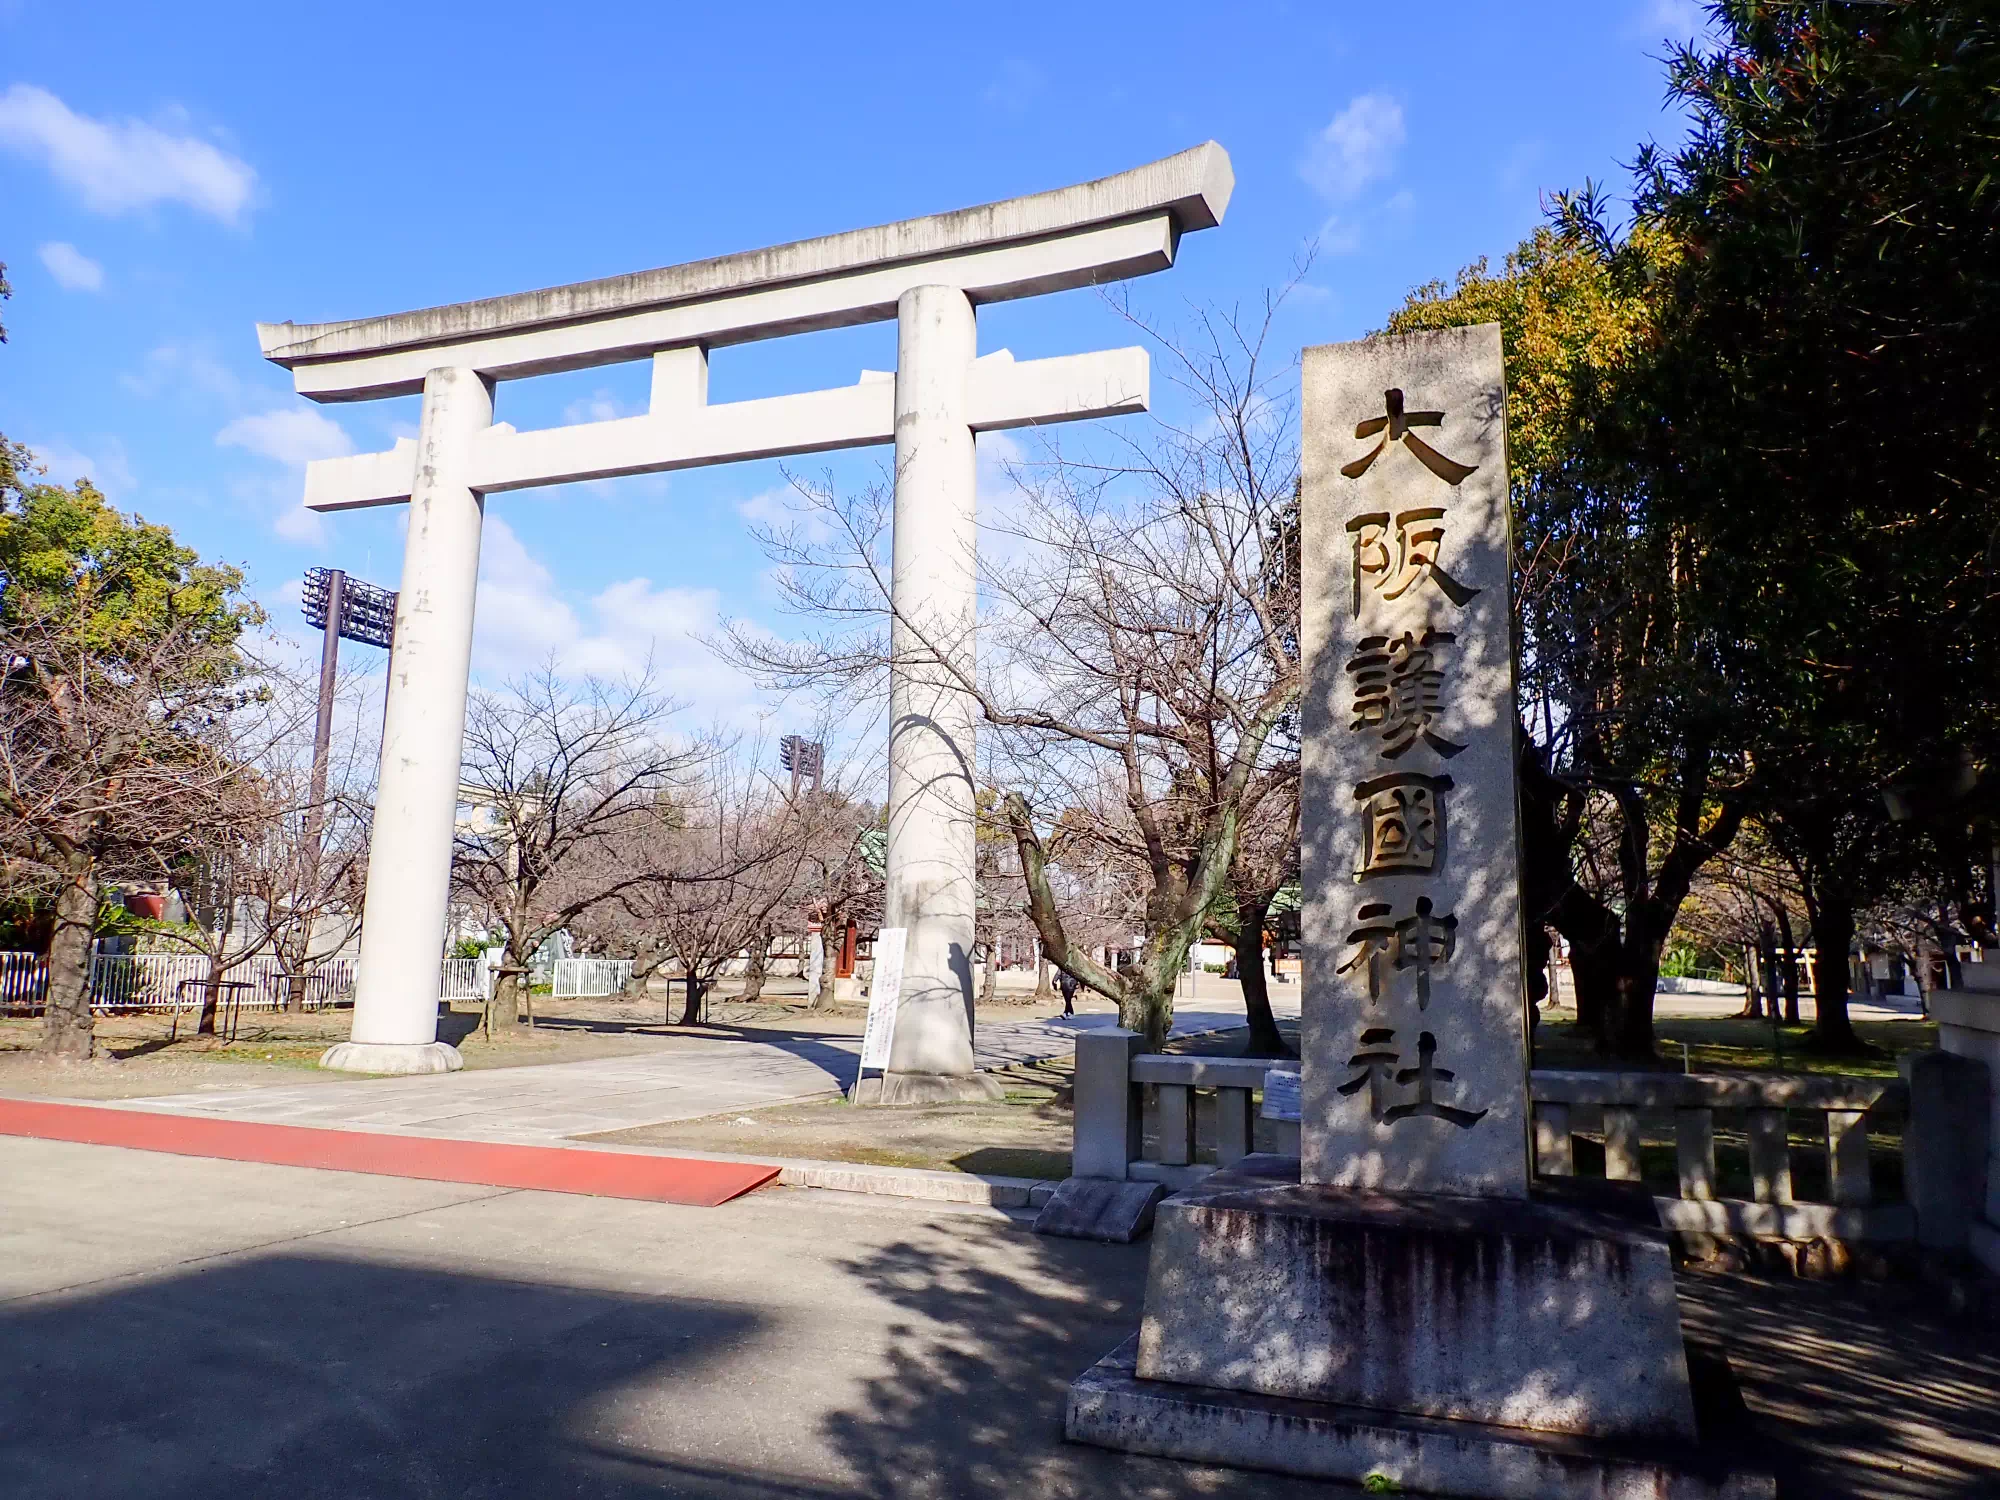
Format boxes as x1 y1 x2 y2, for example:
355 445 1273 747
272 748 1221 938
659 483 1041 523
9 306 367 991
1530 1069 1913 1242
1071 1028 1995 1248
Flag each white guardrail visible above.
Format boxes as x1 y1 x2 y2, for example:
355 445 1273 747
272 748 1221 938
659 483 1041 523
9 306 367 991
0 951 357 1013
551 957 632 997
4 949 632 1012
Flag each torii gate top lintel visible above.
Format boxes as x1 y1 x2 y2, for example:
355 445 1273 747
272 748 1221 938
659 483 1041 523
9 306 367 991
258 142 1233 401
266 144 1232 513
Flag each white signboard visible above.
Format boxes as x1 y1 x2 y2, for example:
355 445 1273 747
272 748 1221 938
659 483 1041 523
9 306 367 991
859 927 907 1071
1261 1066 1302 1123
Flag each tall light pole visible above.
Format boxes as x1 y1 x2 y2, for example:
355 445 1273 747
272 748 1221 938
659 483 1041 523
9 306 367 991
779 735 824 801
300 567 397 859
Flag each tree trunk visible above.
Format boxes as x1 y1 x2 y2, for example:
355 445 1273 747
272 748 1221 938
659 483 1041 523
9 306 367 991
621 947 668 1001
1602 907 1666 1062
198 954 226 1036
816 946 840 1010
1033 948 1053 999
1560 902 1620 1041
742 931 769 1002
38 848 98 1060
1739 938 1765 1020
492 962 524 1030
676 971 705 1026
1776 907 1801 1024
1232 898 1291 1058
978 940 996 1009
1808 898 1867 1054
1546 883 1620 1040
1120 966 1176 1049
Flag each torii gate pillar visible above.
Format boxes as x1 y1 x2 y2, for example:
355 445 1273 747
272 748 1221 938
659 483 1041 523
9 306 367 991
320 367 490 1074
875 285 998 1100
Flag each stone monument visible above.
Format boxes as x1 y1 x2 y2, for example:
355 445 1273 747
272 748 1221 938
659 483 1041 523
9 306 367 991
1067 326 1769 1499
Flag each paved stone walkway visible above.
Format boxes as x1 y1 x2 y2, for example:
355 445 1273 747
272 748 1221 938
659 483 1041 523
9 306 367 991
3 1136 1992 1499
90 1001 1299 1147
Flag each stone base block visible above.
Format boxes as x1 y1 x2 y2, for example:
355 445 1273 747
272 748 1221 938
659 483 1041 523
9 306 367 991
1138 1156 1698 1440
1034 1178 1168 1242
319 1041 464 1075
852 1070 1006 1106
1068 1336 1772 1500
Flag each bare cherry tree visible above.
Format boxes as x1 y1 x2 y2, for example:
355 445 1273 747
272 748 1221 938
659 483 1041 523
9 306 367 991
577 744 808 1023
1219 763 1299 1056
788 790 883 1011
0 608 271 1058
452 663 706 1034
729 288 1303 1046
127 662 377 1030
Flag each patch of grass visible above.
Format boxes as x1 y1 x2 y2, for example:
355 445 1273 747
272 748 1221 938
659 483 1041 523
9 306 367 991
1534 1016 1933 1078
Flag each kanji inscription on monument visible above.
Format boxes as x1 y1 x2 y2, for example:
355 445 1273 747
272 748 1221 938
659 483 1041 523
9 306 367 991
1300 323 1528 1197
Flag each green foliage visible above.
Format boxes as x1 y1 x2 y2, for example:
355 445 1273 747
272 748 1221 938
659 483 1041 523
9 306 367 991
1624 0 2000 782
1659 940 1702 979
0 468 260 660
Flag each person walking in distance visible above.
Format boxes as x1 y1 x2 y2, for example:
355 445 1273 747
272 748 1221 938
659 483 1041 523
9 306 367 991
1057 967 1079 1018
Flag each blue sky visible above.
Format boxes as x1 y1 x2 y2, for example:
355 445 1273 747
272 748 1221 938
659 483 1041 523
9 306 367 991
1 0 1707 733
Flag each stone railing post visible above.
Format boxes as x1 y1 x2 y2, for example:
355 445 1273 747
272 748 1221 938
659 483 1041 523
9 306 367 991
1901 1048 1992 1251
1073 1028 1144 1180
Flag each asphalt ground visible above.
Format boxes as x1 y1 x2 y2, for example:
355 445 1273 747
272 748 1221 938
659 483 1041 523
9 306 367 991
4 1127 1994 1499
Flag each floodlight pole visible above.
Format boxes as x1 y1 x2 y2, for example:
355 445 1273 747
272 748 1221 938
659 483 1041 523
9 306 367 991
307 569 348 850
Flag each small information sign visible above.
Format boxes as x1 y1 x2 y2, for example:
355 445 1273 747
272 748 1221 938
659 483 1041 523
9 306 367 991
859 927 907 1073
1261 1067 1302 1123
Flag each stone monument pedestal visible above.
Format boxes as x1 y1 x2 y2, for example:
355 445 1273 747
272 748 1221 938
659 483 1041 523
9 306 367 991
1066 1157 1772 1499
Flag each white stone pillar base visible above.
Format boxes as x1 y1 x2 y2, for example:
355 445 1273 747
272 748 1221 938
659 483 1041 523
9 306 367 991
319 1041 464 1075
855 1070 1005 1107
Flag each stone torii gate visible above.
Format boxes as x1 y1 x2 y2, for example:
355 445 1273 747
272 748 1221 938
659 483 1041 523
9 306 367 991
259 144 1233 1092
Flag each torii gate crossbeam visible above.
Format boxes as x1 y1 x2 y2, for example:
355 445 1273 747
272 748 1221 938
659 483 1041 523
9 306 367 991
259 143 1232 1089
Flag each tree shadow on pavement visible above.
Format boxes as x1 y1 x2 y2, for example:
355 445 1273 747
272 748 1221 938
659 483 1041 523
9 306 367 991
1677 1270 2000 1500
821 1220 1343 1499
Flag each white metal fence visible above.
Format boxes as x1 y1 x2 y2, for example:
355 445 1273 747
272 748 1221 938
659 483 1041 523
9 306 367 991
441 955 490 1001
0 951 357 1014
1 951 48 1010
552 957 633 997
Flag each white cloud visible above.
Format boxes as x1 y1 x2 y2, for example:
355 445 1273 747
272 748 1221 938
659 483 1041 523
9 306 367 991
37 240 102 291
272 499 327 546
121 342 246 404
737 481 831 542
216 408 353 544
470 517 759 717
560 388 638 425
28 438 135 498
0 84 256 224
1300 93 1406 202
1635 0 1710 40
216 407 355 466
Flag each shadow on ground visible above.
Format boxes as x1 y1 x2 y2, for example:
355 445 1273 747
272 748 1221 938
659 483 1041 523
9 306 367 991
0 1229 1329 1498
818 1220 1337 1499
6 1205 1994 1499
1677 1270 2000 1499
0 1254 833 1500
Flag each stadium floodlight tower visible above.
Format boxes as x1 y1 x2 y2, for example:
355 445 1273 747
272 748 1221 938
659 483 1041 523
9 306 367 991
257 144 1232 1088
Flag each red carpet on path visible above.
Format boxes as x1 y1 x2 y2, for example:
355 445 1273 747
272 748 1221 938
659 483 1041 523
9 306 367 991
0 1098 780 1206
